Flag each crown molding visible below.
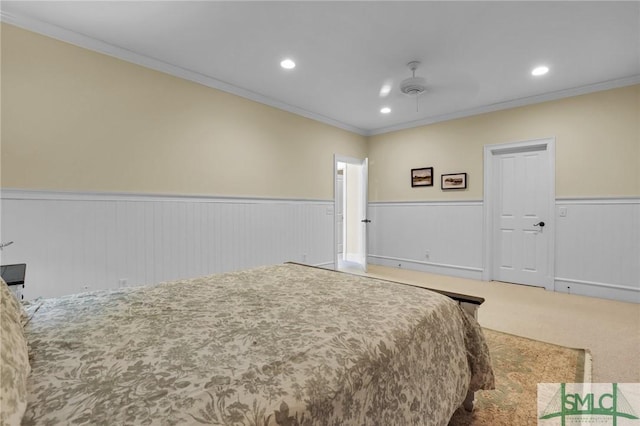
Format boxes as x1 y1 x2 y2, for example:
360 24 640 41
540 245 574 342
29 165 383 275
0 11 368 136
366 75 640 136
2 10 638 138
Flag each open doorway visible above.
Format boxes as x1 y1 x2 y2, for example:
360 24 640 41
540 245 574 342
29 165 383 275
334 156 369 272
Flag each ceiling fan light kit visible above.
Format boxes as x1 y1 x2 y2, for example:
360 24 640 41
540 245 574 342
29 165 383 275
400 61 427 96
399 61 428 111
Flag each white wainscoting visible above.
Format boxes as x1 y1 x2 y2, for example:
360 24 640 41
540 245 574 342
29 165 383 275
368 201 484 280
554 198 640 303
368 198 640 303
0 190 334 299
3 191 638 303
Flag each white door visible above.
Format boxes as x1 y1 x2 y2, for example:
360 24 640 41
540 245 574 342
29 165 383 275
334 156 369 272
484 139 555 289
357 158 369 271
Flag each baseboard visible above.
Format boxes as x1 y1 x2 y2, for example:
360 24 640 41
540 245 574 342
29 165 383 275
368 255 483 280
368 257 639 304
312 261 335 269
554 278 640 303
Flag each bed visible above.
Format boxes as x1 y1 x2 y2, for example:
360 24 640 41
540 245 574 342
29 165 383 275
1 263 494 426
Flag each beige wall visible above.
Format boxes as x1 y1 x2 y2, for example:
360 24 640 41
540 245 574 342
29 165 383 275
0 24 367 200
368 84 640 201
2 24 638 202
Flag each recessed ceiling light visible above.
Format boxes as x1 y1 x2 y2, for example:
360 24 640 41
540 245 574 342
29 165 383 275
380 107 391 114
280 58 296 69
531 66 549 76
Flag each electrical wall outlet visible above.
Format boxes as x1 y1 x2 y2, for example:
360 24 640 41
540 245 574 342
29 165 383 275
118 279 128 288
425 250 430 260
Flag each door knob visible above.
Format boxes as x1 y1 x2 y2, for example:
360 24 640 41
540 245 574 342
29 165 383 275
361 219 371 223
533 221 545 227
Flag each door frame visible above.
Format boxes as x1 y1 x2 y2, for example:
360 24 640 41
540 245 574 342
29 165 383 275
334 154 368 271
482 137 556 290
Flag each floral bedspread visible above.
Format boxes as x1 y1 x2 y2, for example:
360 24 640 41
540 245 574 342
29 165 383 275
23 263 494 426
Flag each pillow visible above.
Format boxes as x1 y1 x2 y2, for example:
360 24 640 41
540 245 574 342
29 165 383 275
1 278 23 323
0 278 30 426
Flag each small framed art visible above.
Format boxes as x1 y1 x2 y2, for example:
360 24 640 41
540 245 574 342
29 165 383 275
441 173 467 190
411 167 433 187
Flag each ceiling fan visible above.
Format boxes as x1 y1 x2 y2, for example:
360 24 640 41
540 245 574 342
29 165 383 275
400 61 428 112
400 61 427 97
379 61 429 112
378 60 479 113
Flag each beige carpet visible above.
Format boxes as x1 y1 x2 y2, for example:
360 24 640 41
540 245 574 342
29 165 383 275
362 265 639 383
449 328 590 426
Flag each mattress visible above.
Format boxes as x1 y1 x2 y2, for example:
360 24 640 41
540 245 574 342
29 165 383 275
22 263 494 425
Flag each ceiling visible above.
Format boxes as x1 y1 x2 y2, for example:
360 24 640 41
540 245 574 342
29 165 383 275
2 1 639 136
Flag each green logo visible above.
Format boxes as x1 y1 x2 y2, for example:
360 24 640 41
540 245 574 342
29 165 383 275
539 383 639 425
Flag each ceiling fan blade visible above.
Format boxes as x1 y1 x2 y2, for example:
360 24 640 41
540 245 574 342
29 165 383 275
428 69 480 96
378 78 394 98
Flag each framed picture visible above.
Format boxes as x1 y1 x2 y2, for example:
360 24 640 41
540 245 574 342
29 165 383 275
411 167 433 187
441 173 467 190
